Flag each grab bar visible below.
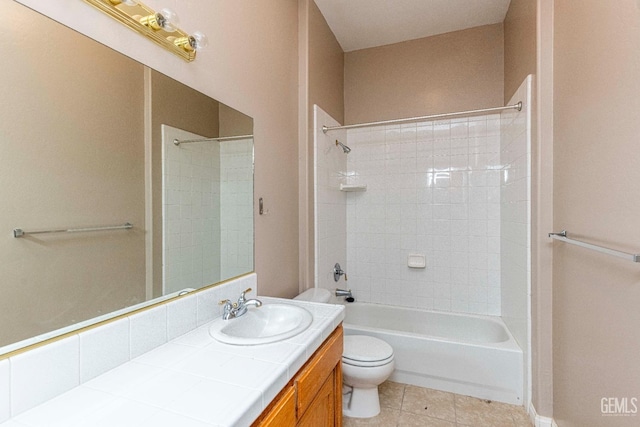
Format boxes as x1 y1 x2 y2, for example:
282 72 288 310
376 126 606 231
548 230 640 263
13 222 133 238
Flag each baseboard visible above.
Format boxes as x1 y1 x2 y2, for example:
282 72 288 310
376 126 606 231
529 402 557 427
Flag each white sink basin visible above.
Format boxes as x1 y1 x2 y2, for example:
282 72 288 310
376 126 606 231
209 303 313 345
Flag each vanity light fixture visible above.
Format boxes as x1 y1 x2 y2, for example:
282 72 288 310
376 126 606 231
83 0 207 62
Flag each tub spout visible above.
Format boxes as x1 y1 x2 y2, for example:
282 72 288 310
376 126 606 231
336 288 355 302
335 288 352 298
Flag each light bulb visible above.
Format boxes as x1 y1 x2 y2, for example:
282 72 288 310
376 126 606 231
139 8 180 32
190 32 208 50
173 32 208 53
158 8 180 32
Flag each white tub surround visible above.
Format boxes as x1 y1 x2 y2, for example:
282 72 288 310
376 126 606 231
0 274 345 427
313 74 533 411
342 112 503 315
343 302 523 405
500 75 532 408
314 105 348 292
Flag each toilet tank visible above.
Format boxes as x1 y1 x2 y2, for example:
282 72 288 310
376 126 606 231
294 287 331 303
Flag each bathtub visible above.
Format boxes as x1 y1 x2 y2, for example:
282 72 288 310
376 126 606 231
341 302 523 405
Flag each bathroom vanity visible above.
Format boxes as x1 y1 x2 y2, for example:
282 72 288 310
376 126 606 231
0 274 345 427
253 326 343 426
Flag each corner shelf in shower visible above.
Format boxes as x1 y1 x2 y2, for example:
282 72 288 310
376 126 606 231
340 184 367 192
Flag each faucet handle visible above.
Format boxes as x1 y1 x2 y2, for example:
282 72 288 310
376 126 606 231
219 299 235 308
239 287 253 302
219 299 235 320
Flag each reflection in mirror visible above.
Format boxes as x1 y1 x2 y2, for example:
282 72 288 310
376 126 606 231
0 1 254 350
161 126 253 294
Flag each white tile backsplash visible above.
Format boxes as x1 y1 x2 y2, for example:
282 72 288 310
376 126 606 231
196 284 222 326
129 305 168 359
10 336 80 416
79 318 130 383
0 274 257 426
166 294 198 341
0 273 266 425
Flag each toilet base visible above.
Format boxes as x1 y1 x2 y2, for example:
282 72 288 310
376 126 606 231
342 385 381 418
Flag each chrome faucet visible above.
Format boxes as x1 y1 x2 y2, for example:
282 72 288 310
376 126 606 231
335 288 352 298
219 287 262 320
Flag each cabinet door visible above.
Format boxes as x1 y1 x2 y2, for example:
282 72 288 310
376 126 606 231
298 371 335 427
254 386 296 427
296 327 343 417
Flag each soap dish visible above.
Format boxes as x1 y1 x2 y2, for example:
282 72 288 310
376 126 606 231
340 184 367 192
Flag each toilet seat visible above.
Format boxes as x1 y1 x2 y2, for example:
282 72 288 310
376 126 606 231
342 335 394 367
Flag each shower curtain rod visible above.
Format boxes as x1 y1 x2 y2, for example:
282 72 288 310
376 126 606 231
173 134 253 146
322 102 522 133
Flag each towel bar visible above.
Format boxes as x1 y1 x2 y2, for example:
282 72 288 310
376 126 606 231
548 230 640 263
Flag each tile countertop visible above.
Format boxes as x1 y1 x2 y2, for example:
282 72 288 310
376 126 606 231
1 298 345 427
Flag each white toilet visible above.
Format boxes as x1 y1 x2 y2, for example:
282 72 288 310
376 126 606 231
293 287 395 419
341 335 395 418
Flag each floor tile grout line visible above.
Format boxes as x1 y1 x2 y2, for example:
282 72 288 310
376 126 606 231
344 381 531 427
453 392 458 424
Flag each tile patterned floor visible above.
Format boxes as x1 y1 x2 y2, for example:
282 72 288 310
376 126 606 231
343 381 533 427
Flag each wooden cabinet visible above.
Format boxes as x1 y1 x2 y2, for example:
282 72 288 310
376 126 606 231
298 370 335 427
253 326 343 427
257 386 296 426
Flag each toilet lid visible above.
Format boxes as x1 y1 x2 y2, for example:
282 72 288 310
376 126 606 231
343 335 394 364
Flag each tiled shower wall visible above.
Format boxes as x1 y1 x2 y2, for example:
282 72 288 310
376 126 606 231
344 115 503 315
219 139 254 279
500 76 532 368
163 126 254 293
162 125 221 294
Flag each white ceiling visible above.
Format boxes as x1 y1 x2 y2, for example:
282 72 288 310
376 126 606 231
314 0 511 52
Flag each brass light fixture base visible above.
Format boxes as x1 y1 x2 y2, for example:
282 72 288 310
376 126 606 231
83 0 196 62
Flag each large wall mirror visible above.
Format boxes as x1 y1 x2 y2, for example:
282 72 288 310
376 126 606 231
0 0 254 350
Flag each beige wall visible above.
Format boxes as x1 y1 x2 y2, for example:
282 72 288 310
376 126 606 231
219 104 253 137
532 0 555 418
553 0 640 425
504 0 537 104
308 0 345 125
299 0 345 291
344 24 504 124
0 0 146 346
150 70 220 298
504 0 555 416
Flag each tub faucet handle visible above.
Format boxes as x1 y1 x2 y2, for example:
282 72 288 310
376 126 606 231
333 263 346 282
